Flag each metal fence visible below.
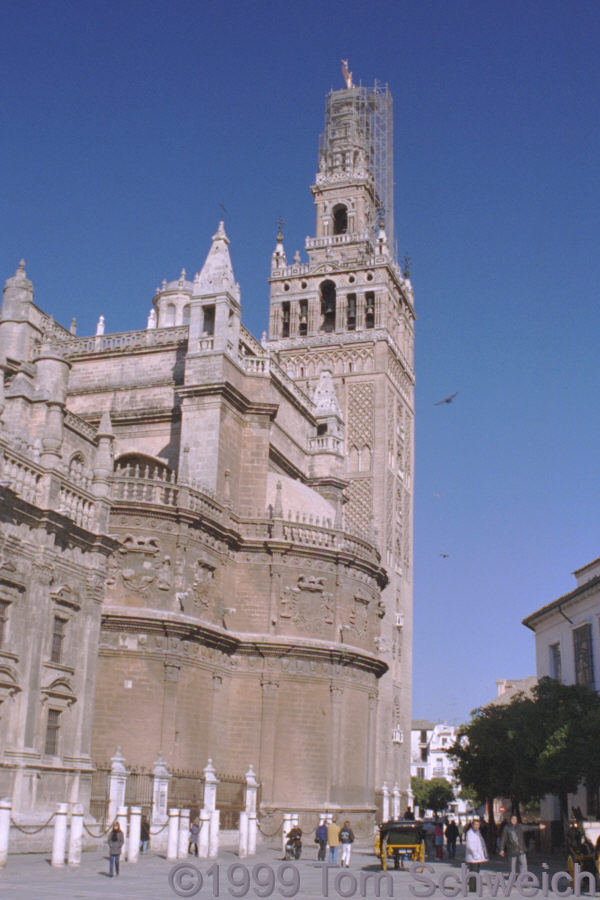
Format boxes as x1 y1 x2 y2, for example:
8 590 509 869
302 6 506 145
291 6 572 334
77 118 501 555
89 764 253 829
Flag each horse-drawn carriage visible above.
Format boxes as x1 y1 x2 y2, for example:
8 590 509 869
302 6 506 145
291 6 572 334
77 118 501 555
566 819 600 882
374 820 426 870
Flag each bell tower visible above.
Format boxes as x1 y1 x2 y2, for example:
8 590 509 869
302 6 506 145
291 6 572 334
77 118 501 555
266 71 415 802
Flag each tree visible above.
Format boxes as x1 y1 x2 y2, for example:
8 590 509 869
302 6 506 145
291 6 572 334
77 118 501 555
410 776 454 814
427 778 455 814
449 677 600 843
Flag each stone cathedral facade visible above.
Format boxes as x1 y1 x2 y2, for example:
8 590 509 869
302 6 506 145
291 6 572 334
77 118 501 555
0 77 414 824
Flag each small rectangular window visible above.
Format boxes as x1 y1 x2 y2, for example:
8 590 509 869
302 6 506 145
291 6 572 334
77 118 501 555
573 624 594 688
45 709 61 756
365 292 375 328
202 305 215 336
0 600 9 646
281 302 290 338
420 747 428 762
51 617 67 664
299 300 308 336
549 642 562 681
347 294 356 331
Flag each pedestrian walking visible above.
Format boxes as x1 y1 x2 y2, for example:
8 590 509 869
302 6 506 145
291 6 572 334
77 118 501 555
499 815 546 874
327 817 341 865
434 822 444 860
445 819 459 858
188 819 200 856
140 815 150 853
465 819 488 891
107 822 124 877
339 820 355 867
315 820 328 862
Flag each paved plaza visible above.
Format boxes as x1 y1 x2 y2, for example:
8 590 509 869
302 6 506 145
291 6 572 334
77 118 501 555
0 842 575 900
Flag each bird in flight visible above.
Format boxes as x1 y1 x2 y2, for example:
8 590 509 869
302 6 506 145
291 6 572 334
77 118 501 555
434 392 458 406
440 553 449 558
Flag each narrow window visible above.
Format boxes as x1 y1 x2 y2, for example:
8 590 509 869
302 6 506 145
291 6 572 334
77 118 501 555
549 642 562 681
299 300 308 336
573 624 594 687
45 709 61 756
51 616 67 664
347 293 356 331
320 281 336 333
182 304 190 325
0 600 8 646
420 747 428 762
365 292 375 328
202 305 215 336
282 302 290 338
332 204 348 235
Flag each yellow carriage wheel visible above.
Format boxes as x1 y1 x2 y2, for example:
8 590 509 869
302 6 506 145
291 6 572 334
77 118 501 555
381 846 387 871
567 855 574 879
419 841 425 863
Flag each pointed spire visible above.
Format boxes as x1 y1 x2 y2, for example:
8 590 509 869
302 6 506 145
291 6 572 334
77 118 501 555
196 221 240 301
97 409 114 438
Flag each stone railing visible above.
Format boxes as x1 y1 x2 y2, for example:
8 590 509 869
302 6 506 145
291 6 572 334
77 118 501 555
64 410 97 442
109 470 378 566
239 325 265 357
308 434 343 453
58 482 96 530
0 442 43 505
241 356 269 375
59 325 189 357
111 474 180 507
305 231 369 251
269 358 315 412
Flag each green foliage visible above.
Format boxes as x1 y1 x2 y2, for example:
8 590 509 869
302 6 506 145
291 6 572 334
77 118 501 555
410 775 454 813
449 677 600 824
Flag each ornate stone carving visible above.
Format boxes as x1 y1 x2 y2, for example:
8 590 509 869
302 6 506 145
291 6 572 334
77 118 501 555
279 574 334 633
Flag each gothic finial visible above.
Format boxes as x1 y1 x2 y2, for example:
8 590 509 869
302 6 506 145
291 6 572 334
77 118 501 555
18 259 26 274
403 255 412 278
276 216 286 242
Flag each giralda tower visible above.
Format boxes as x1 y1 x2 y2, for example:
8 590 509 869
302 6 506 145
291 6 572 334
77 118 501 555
266 68 415 804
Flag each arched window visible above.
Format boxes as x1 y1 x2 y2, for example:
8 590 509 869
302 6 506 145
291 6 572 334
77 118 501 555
164 303 176 327
332 204 348 235
182 304 190 325
320 281 336 333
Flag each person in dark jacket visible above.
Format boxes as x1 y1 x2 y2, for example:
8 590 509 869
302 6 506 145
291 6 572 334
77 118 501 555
140 815 150 853
107 822 125 876
499 815 546 874
340 821 355 867
315 820 328 861
445 820 459 858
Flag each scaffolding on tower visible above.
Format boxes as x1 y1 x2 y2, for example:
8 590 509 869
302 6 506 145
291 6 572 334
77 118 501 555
319 80 395 259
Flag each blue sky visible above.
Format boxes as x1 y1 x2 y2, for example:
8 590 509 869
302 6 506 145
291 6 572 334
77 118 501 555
3 0 599 725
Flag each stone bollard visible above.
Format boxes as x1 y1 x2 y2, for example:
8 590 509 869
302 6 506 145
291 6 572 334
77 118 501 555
282 813 292 857
209 809 220 858
117 806 128 861
166 808 179 861
178 809 190 860
239 810 248 859
51 803 69 867
128 806 142 863
248 813 257 856
0 798 11 869
198 809 210 858
108 748 128 826
381 782 390 822
68 804 84 867
392 783 400 820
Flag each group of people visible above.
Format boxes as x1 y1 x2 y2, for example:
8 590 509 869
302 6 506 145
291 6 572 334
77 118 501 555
312 817 355 866
465 815 546 877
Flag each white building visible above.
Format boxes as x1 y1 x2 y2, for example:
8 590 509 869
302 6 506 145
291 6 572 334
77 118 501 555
410 720 473 819
523 555 600 818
